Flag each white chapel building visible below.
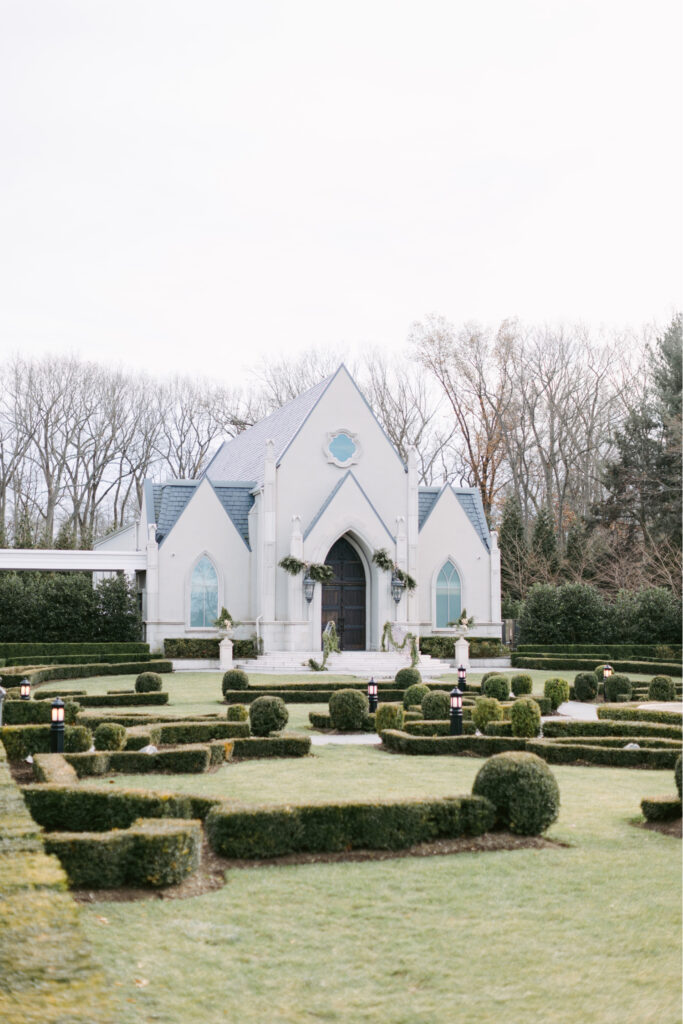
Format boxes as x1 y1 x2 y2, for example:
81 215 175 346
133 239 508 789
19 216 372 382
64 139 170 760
97 365 502 654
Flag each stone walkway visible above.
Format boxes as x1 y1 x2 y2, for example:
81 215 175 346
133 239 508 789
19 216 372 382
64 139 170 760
310 733 381 746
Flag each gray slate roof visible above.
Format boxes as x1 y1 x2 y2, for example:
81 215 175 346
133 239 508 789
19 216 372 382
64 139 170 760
418 485 490 551
149 480 253 548
203 374 335 486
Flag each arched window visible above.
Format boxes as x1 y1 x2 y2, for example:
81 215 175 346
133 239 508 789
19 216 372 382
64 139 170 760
436 562 461 627
190 556 218 627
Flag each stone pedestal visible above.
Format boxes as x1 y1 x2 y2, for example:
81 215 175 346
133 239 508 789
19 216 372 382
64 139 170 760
219 637 234 672
454 636 470 672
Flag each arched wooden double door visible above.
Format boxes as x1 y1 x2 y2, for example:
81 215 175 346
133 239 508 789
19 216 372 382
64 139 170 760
321 537 366 650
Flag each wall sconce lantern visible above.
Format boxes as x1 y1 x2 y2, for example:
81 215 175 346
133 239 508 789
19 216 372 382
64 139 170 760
391 572 406 605
302 573 315 604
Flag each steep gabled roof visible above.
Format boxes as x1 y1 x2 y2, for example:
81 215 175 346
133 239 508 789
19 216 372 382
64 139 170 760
418 485 490 551
147 479 254 548
203 364 406 486
203 373 336 486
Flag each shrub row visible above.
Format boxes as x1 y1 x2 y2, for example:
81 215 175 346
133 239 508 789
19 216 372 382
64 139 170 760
1 653 154 667
381 730 527 756
231 735 311 758
2 699 80 726
309 712 376 732
542 719 682 740
22 783 220 831
640 797 682 822
64 743 229 776
73 691 170 708
418 636 504 659
511 655 682 677
516 643 681 658
206 793 496 859
155 721 250 743
164 637 257 659
224 688 407 704
32 753 80 784
1 660 173 685
526 739 679 770
44 818 202 888
596 707 682 726
0 642 150 658
404 720 477 736
544 736 681 749
1 725 93 761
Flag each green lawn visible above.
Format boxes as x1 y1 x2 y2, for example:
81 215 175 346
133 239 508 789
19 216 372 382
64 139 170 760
29 669 682 1023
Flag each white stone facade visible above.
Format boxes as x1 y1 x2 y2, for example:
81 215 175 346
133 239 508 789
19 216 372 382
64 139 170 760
85 366 502 653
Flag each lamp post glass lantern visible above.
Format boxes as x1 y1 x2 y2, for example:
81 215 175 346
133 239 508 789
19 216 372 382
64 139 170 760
391 573 405 605
50 697 65 753
450 685 463 736
457 664 467 689
603 664 613 701
303 573 315 604
20 678 30 701
367 677 378 713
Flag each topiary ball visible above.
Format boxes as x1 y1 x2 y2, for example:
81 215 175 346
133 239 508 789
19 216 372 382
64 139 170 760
135 672 162 693
421 690 450 720
510 696 541 738
510 673 533 696
605 673 632 703
675 755 682 798
93 722 127 751
329 689 369 731
472 696 503 732
481 671 502 685
482 675 509 701
227 704 248 722
222 669 249 695
403 682 430 710
249 696 288 737
648 675 676 701
395 667 422 688
472 751 560 836
374 702 404 734
574 671 598 702
544 677 570 711
64 726 93 753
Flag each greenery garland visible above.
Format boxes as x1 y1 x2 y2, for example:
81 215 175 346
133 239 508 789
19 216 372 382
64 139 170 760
380 621 419 668
279 556 334 584
371 549 417 591
308 621 340 671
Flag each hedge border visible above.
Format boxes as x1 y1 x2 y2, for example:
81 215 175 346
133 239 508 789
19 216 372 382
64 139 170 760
231 735 311 758
640 796 682 822
526 739 679 770
206 793 496 859
596 707 682 726
511 655 682 677
381 730 527 756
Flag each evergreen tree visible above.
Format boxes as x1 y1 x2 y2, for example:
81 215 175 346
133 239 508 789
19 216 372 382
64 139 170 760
532 507 559 573
499 496 528 602
12 506 35 548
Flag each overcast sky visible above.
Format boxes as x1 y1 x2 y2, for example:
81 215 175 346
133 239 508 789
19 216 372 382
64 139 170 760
1 0 681 386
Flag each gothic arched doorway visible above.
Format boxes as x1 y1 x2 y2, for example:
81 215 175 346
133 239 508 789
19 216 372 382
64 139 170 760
321 536 367 650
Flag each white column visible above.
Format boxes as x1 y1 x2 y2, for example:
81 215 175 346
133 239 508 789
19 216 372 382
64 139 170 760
288 514 304 622
395 515 407 624
262 439 277 622
145 523 159 635
489 529 502 625
406 446 419 626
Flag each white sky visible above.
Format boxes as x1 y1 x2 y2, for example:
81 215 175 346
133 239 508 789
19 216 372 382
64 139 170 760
1 0 681 386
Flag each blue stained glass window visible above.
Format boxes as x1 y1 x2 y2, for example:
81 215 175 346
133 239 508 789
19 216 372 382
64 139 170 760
329 432 356 463
436 562 461 627
190 556 218 627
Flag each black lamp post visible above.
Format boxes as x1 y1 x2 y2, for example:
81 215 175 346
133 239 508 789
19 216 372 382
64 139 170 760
303 573 315 604
457 664 467 691
603 664 613 701
367 677 378 713
450 685 463 736
391 572 406 605
20 678 31 701
50 697 65 753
